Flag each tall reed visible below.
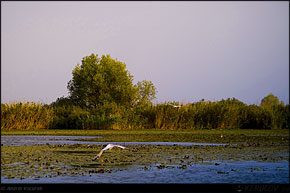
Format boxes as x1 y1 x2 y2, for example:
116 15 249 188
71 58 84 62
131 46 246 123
2 98 289 130
120 98 289 130
1 102 54 130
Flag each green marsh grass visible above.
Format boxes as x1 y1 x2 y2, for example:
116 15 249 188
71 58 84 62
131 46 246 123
1 102 54 130
2 129 288 145
1 98 289 130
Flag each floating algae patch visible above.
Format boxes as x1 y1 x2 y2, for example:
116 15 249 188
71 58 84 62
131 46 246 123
1 140 289 180
1 144 141 179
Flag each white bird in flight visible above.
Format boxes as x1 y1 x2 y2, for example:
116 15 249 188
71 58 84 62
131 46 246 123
168 104 181 108
92 144 136 161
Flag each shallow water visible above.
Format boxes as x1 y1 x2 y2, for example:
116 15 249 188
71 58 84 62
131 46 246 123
1 135 288 184
1 136 227 146
1 160 288 183
1 136 98 146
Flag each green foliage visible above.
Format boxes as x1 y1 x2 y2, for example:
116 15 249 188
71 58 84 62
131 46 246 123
260 93 280 107
1 96 289 130
116 97 289 130
49 102 119 130
135 80 157 105
259 93 289 129
50 96 74 107
1 102 54 130
49 105 87 129
50 53 158 130
240 105 273 129
269 104 289 129
149 99 247 130
67 54 137 108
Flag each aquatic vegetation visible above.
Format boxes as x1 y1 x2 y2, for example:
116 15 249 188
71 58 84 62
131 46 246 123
1 129 288 181
178 165 187 169
1 134 288 180
1 128 287 144
217 171 229 174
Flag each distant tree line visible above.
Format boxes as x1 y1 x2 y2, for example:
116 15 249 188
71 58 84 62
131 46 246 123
1 54 289 130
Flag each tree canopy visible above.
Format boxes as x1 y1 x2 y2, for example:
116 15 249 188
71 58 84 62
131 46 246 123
260 93 280 107
67 54 156 109
136 80 157 105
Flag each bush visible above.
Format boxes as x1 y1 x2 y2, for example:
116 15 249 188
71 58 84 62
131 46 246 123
49 101 123 130
240 105 273 129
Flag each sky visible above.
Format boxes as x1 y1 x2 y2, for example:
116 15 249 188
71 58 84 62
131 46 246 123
1 1 289 105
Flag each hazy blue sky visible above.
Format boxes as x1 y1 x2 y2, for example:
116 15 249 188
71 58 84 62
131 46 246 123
1 1 289 105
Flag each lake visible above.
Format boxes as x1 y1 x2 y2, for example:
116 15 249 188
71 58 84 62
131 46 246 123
1 135 289 184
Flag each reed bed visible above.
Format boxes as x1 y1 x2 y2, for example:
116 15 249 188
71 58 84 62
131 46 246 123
1 102 54 130
124 99 289 130
1 98 289 130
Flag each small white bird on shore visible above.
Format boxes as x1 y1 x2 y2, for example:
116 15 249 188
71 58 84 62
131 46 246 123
92 144 136 161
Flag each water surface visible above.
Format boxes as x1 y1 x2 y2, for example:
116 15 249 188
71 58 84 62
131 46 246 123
1 160 288 183
1 136 227 146
1 135 288 184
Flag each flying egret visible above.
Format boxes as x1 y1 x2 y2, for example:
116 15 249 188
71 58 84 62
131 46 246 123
168 104 181 108
92 144 136 161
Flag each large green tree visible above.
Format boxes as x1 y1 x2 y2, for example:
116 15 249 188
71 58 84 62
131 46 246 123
67 54 138 108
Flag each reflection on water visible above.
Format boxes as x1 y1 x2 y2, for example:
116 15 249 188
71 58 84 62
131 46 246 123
1 136 228 146
1 160 289 183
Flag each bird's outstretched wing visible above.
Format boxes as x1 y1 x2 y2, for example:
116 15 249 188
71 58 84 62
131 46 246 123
168 104 181 108
114 145 129 149
92 144 136 161
102 144 113 151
